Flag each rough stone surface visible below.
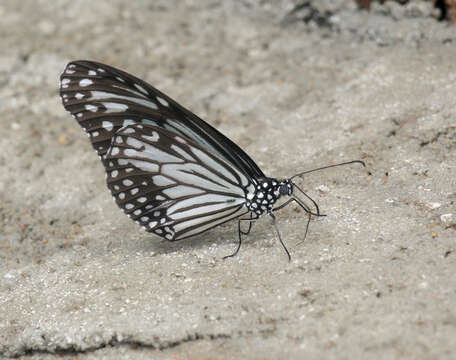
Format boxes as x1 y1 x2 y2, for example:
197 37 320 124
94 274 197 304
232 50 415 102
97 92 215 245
0 1 455 359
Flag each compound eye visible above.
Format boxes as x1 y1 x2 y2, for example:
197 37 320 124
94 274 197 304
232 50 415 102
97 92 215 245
279 184 289 195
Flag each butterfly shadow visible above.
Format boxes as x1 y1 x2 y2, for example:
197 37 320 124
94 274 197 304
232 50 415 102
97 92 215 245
138 224 258 257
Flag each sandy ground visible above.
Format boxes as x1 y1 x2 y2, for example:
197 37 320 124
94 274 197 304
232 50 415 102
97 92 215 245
0 0 455 359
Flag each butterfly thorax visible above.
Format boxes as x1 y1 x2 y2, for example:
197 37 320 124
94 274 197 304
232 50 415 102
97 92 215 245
245 178 293 215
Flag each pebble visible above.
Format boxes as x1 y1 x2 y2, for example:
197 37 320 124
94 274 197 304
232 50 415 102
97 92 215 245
316 184 330 193
426 202 441 210
440 213 454 228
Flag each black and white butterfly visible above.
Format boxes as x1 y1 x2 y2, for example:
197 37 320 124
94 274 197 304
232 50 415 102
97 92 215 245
60 60 364 259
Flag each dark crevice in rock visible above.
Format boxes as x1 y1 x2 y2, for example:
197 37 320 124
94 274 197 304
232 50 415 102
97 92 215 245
1 332 231 358
282 1 334 28
419 126 456 148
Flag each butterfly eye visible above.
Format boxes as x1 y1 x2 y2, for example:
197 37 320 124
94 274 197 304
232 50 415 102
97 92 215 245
279 184 289 196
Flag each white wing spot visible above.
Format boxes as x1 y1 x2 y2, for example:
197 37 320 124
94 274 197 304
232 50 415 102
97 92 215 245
85 104 97 112
122 119 136 127
123 179 133 186
115 136 123 143
157 97 169 107
75 93 84 100
125 203 134 210
122 127 136 134
130 188 139 195
165 234 173 240
111 170 118 178
137 197 147 203
134 209 142 215
148 221 157 228
65 69 75 74
88 70 97 75
170 145 195 161
76 113 83 118
61 78 70 88
116 76 126 83
155 228 163 234
142 119 158 126
125 167 133 173
175 136 187 144
156 195 165 200
91 131 99 137
127 159 159 173
97 68 105 72
102 102 128 113
141 132 159 142
91 91 157 110
102 121 113 131
141 216 149 222
114 185 120 190
126 137 143 149
118 192 125 200
153 211 160 217
134 83 148 95
118 159 128 165
79 79 93 87
111 147 119 155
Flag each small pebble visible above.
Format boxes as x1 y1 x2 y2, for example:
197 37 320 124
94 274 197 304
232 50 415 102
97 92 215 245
440 213 454 228
426 202 441 210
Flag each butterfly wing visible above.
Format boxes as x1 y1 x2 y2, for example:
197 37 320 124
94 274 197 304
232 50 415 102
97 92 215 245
59 60 265 179
106 123 251 240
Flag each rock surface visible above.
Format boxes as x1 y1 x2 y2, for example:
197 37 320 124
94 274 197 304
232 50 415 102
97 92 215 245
1 1 455 359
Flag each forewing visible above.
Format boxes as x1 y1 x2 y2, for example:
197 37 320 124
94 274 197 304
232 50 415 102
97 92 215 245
59 60 265 178
105 124 250 240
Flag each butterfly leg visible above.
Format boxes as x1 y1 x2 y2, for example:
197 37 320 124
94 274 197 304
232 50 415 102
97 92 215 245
273 197 321 217
292 183 324 216
240 212 256 235
273 198 314 246
223 213 259 259
272 198 295 212
269 212 291 261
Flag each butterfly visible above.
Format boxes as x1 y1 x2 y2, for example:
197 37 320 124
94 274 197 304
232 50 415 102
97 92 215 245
59 60 364 260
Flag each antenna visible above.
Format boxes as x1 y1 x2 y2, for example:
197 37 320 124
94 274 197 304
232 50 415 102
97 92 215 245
291 160 365 180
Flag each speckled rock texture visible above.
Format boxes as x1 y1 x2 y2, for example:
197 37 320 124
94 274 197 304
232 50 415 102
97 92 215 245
0 1 455 359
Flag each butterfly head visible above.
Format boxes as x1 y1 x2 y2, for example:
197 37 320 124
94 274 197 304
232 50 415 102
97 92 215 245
279 179 293 196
